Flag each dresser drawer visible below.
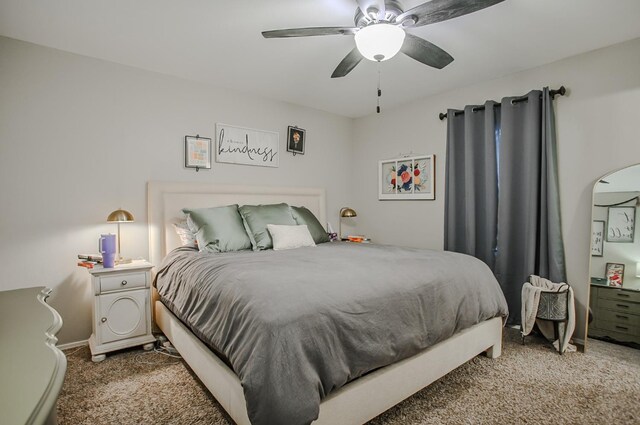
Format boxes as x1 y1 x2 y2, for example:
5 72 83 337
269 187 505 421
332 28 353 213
596 309 640 326
597 298 640 315
596 319 640 337
99 272 147 293
589 325 640 344
589 287 598 310
598 287 640 303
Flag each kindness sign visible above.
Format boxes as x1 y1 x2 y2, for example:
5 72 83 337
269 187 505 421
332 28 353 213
216 123 279 168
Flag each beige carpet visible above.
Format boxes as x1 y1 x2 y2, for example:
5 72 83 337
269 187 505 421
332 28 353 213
58 329 640 424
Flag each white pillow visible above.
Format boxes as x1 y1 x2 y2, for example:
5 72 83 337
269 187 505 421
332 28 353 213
267 224 316 251
173 219 198 247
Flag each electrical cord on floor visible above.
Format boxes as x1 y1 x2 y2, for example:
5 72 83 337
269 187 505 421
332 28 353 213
153 346 182 359
134 337 182 365
62 345 87 357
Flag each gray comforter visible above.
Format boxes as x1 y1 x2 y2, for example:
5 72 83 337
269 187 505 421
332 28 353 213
155 242 508 425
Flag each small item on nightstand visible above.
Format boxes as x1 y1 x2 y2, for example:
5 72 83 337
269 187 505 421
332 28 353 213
77 261 97 269
99 234 116 268
78 254 103 263
327 222 338 242
344 235 371 243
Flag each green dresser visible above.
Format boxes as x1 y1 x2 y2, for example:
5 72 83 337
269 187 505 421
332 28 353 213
589 284 640 344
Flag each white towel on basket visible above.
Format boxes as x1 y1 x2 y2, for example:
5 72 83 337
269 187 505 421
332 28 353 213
521 275 576 353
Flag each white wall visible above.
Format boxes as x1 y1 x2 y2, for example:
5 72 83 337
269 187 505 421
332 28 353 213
352 37 640 342
0 36 354 344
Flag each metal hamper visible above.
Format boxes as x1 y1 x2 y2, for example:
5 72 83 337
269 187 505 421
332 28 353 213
537 286 569 321
522 279 570 354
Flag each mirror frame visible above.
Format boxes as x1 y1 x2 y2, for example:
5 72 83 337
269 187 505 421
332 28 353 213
585 163 640 351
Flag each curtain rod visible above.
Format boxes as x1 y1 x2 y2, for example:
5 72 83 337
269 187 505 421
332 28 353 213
438 86 566 121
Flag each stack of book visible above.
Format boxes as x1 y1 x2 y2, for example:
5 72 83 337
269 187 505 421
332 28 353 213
345 235 371 243
77 254 103 269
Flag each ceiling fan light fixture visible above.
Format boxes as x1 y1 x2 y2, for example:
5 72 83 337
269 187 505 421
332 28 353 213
354 23 405 62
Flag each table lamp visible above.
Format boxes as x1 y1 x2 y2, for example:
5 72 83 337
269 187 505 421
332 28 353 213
107 208 134 264
339 207 357 240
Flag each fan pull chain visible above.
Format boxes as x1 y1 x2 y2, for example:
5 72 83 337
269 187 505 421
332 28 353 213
377 63 382 114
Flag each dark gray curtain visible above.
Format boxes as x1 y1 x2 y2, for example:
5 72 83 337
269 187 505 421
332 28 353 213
445 88 566 325
444 101 499 269
494 88 566 324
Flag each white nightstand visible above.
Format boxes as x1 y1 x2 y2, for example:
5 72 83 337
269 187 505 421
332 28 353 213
87 260 156 362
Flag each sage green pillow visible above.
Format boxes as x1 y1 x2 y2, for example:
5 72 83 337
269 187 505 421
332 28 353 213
290 206 330 244
182 205 252 253
238 203 297 250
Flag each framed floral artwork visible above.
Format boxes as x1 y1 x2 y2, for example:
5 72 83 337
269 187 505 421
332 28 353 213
378 155 435 200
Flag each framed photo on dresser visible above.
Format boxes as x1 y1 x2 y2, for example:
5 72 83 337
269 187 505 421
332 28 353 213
605 262 625 287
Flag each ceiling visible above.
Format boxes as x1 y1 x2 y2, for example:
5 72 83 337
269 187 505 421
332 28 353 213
1 0 640 118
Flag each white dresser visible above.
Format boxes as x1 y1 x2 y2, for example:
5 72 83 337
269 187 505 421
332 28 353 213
87 261 156 362
0 287 66 424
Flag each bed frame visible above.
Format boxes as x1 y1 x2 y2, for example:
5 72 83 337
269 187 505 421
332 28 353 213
148 181 503 425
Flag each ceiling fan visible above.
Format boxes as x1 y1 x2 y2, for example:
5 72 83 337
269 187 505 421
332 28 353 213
262 0 505 78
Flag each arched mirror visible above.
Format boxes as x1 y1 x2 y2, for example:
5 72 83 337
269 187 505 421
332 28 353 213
587 164 640 350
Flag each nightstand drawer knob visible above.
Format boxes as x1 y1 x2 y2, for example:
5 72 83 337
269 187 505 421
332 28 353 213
101 317 107 323
121 280 128 286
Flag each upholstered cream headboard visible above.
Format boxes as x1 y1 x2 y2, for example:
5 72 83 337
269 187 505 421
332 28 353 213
147 182 327 266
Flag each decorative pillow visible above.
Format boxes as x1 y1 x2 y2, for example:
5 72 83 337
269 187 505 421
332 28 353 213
267 224 316 251
238 203 297 250
172 219 198 247
290 206 330 244
182 205 252 253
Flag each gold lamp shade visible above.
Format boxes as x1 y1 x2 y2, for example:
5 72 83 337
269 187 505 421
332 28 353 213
340 207 357 218
107 209 134 263
107 209 134 223
339 207 357 240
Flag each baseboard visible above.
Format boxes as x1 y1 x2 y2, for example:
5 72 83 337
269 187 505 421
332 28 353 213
57 339 88 350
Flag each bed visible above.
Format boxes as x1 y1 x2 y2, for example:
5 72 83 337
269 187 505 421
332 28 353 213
148 181 507 425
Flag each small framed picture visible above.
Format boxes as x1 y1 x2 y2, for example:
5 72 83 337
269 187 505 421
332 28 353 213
287 126 305 155
605 262 625 287
184 135 211 170
606 206 635 243
591 220 605 257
